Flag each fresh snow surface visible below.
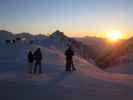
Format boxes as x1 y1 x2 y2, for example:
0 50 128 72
0 43 133 100
106 53 133 75
107 62 133 75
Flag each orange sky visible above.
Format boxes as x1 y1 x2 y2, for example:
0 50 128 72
1 0 133 39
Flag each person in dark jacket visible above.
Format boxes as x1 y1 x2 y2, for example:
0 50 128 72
65 46 76 72
27 51 34 73
33 48 43 74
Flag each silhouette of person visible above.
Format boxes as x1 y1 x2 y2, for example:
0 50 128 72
33 48 43 74
65 46 76 72
27 51 34 74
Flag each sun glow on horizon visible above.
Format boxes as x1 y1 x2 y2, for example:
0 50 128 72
106 31 122 42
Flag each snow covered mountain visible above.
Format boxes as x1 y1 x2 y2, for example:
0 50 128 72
75 36 106 46
75 36 129 68
1 30 133 100
0 30 96 65
37 30 96 64
0 29 132 69
1 32 133 100
0 30 14 43
106 37 133 74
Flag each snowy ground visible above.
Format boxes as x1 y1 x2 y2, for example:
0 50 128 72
0 44 133 100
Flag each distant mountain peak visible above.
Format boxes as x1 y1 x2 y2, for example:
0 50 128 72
0 30 14 40
50 30 66 38
0 30 13 34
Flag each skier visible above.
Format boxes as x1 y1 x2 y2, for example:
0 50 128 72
33 48 43 74
27 50 34 73
65 46 76 72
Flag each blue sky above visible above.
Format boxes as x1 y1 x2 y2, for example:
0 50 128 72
0 0 133 37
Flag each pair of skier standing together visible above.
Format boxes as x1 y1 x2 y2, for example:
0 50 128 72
27 46 76 74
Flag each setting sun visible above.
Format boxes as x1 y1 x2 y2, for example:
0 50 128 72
106 31 122 42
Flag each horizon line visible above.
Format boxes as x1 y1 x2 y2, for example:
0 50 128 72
0 29 132 39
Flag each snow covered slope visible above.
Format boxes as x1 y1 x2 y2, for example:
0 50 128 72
106 53 133 74
0 40 133 100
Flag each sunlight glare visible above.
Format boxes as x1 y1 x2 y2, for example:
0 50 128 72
107 31 121 42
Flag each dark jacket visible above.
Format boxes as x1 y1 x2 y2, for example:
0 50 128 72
65 48 74 60
34 49 42 62
27 51 34 63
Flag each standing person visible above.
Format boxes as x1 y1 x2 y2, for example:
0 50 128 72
65 46 76 72
27 51 34 74
33 48 43 74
